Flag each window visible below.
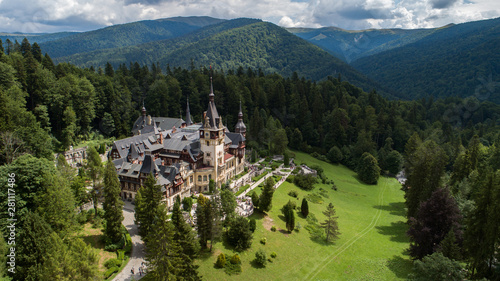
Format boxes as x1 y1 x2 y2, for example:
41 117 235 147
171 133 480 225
198 175 202 182
207 153 210 157
190 176 193 183
206 141 209 146
203 175 207 181
209 174 211 180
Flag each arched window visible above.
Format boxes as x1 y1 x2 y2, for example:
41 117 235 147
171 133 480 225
198 175 202 182
209 174 212 180
203 175 207 181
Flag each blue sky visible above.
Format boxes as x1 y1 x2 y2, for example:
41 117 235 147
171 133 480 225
0 0 499 33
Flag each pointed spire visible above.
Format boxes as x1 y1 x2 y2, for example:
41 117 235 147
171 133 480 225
141 100 146 117
185 96 192 126
238 100 243 119
209 65 214 102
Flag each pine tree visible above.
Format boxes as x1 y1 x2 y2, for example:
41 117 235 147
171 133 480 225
145 205 184 281
321 203 340 243
464 170 500 279
301 198 309 217
103 158 124 243
258 177 275 212
31 42 42 62
171 201 201 280
404 140 448 219
195 194 210 249
282 201 295 232
135 173 163 240
86 146 102 216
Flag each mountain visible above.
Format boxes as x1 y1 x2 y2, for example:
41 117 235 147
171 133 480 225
54 18 389 96
287 26 439 63
0 32 77 44
351 17 500 102
38 16 225 58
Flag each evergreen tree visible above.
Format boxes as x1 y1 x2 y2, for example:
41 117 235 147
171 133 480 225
258 177 275 212
134 173 163 239
357 152 380 184
250 190 259 209
301 198 309 217
171 201 201 280
407 188 462 260
31 42 42 62
103 158 124 243
282 200 295 232
220 188 237 222
283 151 290 167
86 146 102 216
145 205 185 281
464 170 500 279
195 194 210 249
327 146 343 164
321 203 340 243
404 140 448 219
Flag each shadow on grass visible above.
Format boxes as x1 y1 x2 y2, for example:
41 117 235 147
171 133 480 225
250 259 266 269
373 202 407 217
248 211 265 221
198 249 216 261
79 234 104 248
375 221 409 243
386 255 413 279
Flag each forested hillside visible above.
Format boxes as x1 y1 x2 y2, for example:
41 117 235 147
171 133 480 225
38 17 224 58
53 19 388 96
287 26 438 63
352 17 500 101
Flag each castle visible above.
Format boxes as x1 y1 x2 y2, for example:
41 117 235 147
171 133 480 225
109 77 246 208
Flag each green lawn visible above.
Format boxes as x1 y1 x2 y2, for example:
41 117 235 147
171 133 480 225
196 151 412 280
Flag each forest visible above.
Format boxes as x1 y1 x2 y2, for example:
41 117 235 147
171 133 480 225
0 37 499 280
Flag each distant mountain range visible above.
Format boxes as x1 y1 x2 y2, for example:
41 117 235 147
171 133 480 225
2 16 499 102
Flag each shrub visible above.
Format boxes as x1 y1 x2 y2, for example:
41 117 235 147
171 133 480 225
182 197 193 212
255 249 267 266
116 250 125 260
104 258 122 269
216 253 226 268
76 210 88 224
270 252 277 258
260 237 267 245
104 266 119 279
230 254 241 265
249 218 257 232
124 233 132 254
294 174 317 190
288 190 298 198
286 175 295 182
271 226 276 232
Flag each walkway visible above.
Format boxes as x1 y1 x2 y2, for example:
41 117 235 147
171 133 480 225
112 201 146 281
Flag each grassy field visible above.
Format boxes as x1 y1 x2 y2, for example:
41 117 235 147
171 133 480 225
75 223 116 274
195 151 412 280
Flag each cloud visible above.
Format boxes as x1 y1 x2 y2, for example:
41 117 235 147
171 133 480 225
0 0 499 33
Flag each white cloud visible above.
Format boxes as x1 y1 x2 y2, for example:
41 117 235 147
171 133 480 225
0 0 498 33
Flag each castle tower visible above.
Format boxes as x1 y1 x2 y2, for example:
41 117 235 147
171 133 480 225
235 100 246 137
185 97 193 126
199 73 226 184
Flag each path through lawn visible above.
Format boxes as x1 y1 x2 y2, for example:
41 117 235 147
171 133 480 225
195 151 412 280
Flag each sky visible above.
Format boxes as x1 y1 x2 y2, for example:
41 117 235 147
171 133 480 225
0 0 499 33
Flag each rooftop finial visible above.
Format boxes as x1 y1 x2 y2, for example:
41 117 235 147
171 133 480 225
209 65 214 102
238 100 243 118
185 96 192 126
141 99 146 116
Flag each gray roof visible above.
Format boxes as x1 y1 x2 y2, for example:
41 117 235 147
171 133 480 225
140 154 159 174
112 132 156 159
226 132 245 149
